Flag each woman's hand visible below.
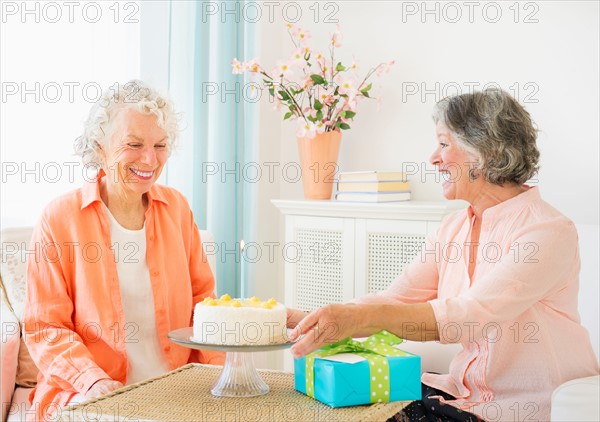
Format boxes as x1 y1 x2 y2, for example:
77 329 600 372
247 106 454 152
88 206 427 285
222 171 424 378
287 302 439 358
289 303 367 358
286 307 309 329
85 378 124 400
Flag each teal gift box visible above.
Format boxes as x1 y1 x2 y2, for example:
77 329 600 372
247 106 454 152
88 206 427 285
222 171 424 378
294 331 421 408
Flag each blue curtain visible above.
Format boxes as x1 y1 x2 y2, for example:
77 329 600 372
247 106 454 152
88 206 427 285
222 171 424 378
167 1 257 297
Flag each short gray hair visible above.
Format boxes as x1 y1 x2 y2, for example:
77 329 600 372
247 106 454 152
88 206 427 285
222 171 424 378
432 88 539 185
74 80 180 166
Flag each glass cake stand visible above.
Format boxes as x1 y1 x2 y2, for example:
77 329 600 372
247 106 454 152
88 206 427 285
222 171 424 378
167 327 293 397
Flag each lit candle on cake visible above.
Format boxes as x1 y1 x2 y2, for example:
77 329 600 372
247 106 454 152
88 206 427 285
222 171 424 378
240 239 245 298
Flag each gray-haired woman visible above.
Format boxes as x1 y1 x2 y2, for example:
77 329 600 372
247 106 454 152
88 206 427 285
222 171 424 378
24 81 224 421
287 88 599 421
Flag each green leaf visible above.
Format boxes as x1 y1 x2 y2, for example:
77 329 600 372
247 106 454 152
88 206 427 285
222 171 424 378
316 110 323 121
342 110 356 119
335 62 346 72
268 87 274 96
338 123 351 130
314 100 323 110
307 115 317 123
278 90 290 101
363 83 373 92
310 74 327 85
283 111 294 120
361 90 370 98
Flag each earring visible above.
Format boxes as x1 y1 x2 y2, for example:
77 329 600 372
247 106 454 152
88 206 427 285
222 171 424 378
468 168 480 181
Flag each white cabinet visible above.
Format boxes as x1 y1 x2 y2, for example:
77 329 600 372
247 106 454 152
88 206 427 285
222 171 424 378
272 200 464 312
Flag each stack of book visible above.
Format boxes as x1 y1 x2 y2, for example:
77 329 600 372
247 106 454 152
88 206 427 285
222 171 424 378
334 171 411 203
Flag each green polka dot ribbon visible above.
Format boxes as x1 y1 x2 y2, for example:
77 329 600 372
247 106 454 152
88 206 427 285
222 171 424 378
304 330 409 403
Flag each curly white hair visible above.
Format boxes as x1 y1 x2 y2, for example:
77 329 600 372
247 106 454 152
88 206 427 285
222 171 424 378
74 80 180 166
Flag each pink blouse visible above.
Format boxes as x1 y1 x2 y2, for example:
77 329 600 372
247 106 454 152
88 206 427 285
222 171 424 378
355 187 599 421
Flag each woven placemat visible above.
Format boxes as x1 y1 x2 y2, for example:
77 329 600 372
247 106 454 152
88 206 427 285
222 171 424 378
59 363 407 421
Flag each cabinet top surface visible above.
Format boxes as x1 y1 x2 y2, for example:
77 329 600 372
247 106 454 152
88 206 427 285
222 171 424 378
271 199 467 220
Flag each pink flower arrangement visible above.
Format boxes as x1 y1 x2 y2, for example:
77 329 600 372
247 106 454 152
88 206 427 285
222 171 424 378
232 24 394 139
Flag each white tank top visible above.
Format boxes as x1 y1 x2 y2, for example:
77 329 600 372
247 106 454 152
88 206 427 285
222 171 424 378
103 203 170 384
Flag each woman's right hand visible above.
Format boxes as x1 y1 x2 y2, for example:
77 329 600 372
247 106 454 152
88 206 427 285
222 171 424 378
85 378 124 400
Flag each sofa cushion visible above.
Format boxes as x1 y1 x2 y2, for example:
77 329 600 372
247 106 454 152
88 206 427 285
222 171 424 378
15 338 38 388
551 375 600 421
575 224 600 359
0 226 33 321
1 302 20 421
1 226 39 392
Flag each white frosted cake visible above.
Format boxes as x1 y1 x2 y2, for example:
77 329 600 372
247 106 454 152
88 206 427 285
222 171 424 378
192 294 287 345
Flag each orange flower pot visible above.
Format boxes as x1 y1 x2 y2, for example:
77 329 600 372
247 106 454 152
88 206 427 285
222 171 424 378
297 131 342 200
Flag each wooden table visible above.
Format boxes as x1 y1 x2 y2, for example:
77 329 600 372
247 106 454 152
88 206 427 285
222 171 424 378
58 364 408 421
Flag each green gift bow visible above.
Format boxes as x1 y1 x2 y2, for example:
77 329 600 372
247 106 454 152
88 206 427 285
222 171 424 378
305 330 409 404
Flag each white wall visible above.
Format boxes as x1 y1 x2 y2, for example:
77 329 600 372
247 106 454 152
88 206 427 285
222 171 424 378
0 2 140 227
577 224 600 358
253 1 599 223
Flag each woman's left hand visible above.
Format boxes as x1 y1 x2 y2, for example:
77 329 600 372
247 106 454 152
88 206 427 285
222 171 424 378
286 307 309 329
85 378 124 400
288 303 368 358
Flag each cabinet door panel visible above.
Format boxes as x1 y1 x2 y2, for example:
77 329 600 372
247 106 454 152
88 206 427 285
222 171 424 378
285 216 354 311
355 219 427 297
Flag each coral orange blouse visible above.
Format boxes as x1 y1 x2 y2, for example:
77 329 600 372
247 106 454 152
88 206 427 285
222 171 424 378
24 173 224 421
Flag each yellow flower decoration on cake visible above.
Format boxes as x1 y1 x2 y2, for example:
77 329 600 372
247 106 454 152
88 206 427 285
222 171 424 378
199 295 281 308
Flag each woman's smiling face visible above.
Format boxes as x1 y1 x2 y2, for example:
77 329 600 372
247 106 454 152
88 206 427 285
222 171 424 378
430 122 480 201
102 107 169 199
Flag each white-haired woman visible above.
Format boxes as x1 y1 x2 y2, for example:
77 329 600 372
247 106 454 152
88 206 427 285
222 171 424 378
24 81 224 421
288 89 599 421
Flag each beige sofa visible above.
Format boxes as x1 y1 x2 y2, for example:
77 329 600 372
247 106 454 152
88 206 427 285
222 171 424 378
2 226 598 421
